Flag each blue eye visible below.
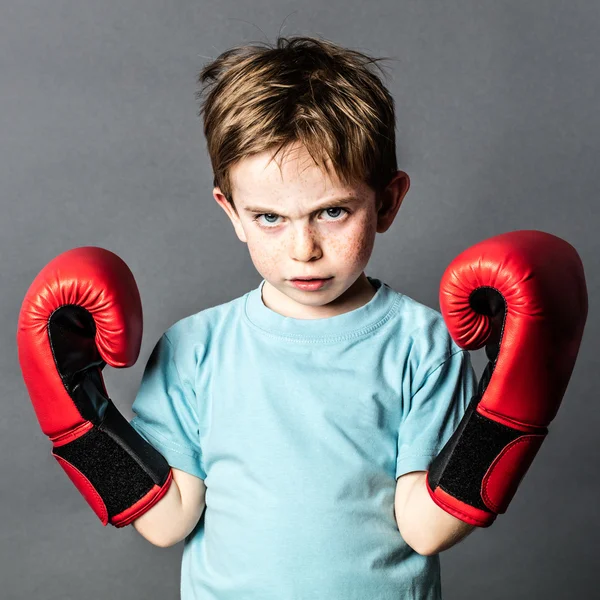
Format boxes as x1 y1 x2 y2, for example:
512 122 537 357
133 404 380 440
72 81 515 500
253 207 348 228
255 213 280 226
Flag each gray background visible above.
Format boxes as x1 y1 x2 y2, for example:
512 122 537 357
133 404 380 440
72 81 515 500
2 1 598 598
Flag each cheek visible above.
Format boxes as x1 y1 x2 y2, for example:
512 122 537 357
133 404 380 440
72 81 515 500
329 216 377 265
245 234 285 275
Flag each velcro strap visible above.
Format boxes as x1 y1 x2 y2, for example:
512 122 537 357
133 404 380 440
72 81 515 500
428 394 547 514
52 401 170 521
482 433 545 513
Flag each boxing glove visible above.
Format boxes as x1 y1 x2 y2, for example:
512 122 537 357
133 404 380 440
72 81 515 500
16 247 173 527
426 230 588 527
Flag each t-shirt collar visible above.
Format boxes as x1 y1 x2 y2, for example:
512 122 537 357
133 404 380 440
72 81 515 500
244 276 401 342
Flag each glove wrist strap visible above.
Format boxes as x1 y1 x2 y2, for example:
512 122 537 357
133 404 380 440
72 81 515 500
427 394 547 527
52 400 172 527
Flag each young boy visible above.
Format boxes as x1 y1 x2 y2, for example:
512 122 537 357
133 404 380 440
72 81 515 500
128 36 479 599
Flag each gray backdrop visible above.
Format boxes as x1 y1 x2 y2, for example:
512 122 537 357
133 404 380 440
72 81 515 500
2 1 598 598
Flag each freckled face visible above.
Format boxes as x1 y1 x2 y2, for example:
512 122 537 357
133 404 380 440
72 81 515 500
213 143 401 319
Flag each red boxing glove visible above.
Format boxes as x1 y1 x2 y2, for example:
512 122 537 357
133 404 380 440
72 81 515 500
17 247 173 527
426 230 588 527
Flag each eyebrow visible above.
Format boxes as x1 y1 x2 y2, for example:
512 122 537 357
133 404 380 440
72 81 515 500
242 196 360 215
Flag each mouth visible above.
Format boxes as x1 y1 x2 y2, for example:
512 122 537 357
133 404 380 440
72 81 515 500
289 277 333 290
290 277 332 281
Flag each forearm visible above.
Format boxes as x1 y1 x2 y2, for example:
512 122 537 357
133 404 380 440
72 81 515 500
132 469 205 548
399 472 476 556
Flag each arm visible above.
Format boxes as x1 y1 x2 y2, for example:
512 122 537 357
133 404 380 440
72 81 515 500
395 471 476 556
132 468 207 548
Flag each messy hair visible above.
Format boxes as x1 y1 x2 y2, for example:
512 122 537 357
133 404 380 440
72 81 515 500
195 35 398 212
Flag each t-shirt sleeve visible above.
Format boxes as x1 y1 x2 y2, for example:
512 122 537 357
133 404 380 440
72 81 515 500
130 330 206 480
395 347 478 479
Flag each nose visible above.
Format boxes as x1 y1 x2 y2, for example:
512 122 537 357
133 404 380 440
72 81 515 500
290 223 323 262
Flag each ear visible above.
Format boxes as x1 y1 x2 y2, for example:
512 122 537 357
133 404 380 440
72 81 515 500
376 171 410 234
213 187 248 243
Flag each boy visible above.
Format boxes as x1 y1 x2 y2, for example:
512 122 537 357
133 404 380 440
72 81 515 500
128 35 479 598
17 34 588 600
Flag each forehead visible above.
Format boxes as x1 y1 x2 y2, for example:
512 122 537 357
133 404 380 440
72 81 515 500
229 144 369 202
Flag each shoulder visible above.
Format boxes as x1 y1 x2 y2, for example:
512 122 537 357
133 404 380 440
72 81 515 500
393 291 460 356
165 291 248 348
153 291 248 377
388 290 465 386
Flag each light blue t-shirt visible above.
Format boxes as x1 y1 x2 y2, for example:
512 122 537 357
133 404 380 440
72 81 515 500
130 276 478 600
